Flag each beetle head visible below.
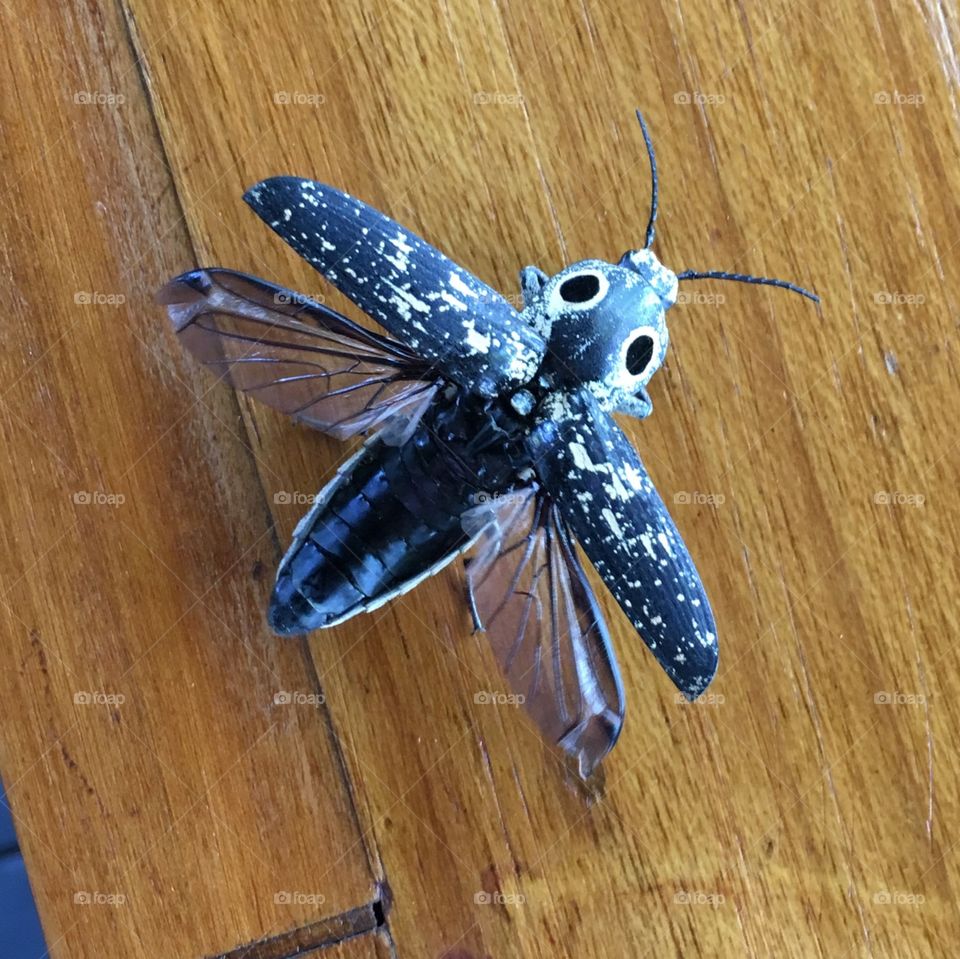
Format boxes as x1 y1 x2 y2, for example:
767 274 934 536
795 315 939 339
522 111 818 411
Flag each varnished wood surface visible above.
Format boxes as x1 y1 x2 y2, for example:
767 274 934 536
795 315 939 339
1 0 958 956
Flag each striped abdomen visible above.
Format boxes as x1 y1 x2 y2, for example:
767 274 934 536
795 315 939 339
269 398 520 634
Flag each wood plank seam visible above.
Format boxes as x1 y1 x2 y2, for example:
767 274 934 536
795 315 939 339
112 0 400 951
210 885 393 959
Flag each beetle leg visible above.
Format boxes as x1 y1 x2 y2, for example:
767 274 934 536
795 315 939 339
463 557 485 633
614 388 653 419
519 265 548 308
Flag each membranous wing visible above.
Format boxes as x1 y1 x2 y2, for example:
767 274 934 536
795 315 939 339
157 268 439 443
462 486 625 778
243 178 546 398
527 389 718 700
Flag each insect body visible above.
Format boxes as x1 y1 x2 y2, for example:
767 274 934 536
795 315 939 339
159 113 817 776
270 384 527 634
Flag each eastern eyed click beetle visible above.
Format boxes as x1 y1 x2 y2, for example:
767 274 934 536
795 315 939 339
158 112 818 776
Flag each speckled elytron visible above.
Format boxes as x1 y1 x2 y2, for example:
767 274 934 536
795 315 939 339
158 112 818 777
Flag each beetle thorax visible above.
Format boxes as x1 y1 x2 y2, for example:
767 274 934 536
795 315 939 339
530 255 676 409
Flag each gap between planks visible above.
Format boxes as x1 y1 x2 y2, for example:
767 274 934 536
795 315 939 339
210 885 393 959
114 0 398 953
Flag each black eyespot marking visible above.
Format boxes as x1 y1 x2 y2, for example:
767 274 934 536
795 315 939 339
626 335 655 376
559 273 600 303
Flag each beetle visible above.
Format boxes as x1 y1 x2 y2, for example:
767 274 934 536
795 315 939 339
158 112 817 777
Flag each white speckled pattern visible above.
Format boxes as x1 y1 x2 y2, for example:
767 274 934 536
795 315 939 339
528 389 718 699
244 178 545 397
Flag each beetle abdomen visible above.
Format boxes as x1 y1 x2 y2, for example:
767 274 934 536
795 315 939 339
269 426 478 635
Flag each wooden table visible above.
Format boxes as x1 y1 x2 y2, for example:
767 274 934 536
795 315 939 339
1 1 957 956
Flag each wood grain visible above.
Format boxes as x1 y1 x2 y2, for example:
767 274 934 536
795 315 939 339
0 1 379 956
2 0 959 956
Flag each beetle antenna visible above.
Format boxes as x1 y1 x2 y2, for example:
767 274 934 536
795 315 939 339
675 269 819 303
636 110 658 249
